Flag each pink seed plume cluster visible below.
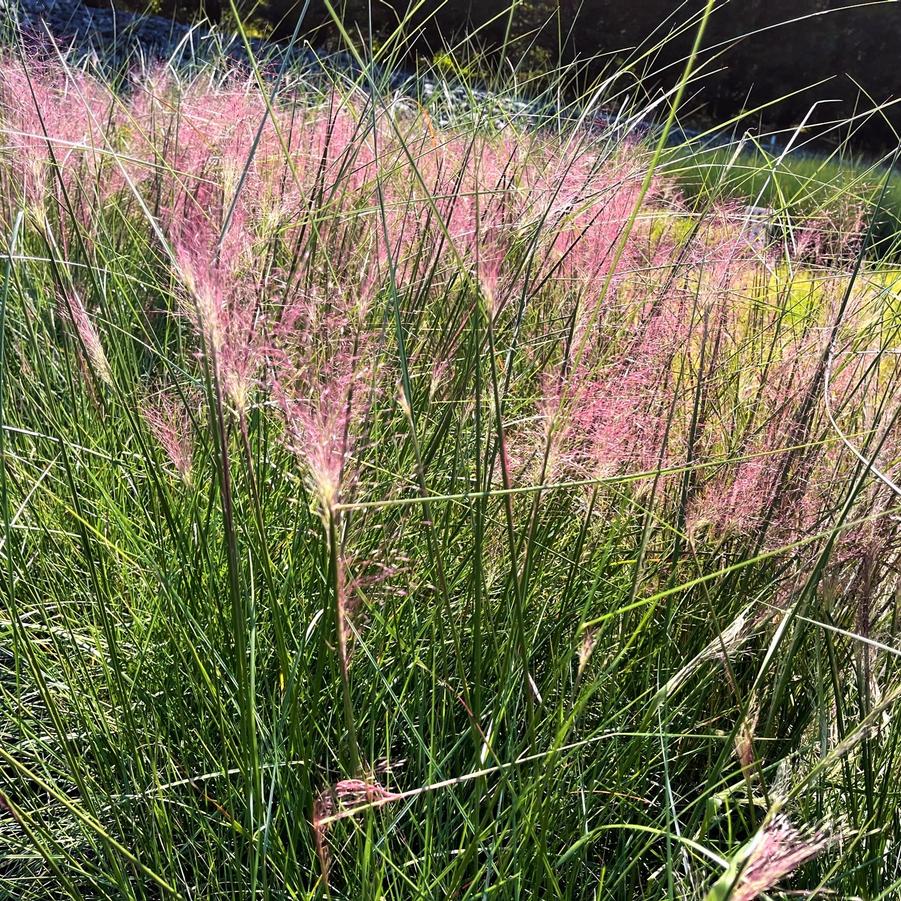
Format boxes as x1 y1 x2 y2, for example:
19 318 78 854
313 778 401 885
141 390 196 483
2 55 896 572
0 59 119 241
58 290 112 387
732 814 831 901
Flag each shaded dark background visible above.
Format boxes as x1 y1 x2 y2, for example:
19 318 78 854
115 0 901 150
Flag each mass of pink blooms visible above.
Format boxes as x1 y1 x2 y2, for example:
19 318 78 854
1 56 896 562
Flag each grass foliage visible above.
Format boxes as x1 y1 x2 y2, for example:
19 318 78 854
2 13 901 900
668 144 901 259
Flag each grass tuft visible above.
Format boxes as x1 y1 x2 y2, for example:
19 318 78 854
2 15 901 900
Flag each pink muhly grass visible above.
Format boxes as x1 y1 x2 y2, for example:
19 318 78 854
141 390 196 483
539 155 650 291
167 186 265 416
570 300 688 477
272 288 383 780
270 293 376 511
271 286 378 779
731 814 831 901
830 489 898 576
508 369 579 489
130 74 268 185
59 291 112 387
171 224 228 353
686 445 782 540
127 70 302 248
0 60 112 216
684 312 840 542
684 399 827 543
273 353 373 510
167 184 242 347
474 235 508 318
548 208 755 493
313 778 401 885
688 207 762 293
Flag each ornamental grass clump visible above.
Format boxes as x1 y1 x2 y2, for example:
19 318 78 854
2 27 901 900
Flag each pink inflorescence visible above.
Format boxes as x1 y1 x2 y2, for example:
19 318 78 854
0 60 114 213
141 390 196 483
2 55 887 562
59 291 112 387
732 815 831 901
